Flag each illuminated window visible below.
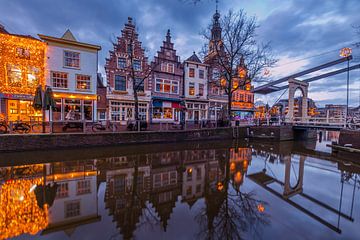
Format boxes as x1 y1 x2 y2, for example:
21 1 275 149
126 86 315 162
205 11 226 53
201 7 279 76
64 51 80 68
163 108 172 119
133 59 141 71
7 65 22 86
16 47 30 59
27 66 39 87
77 180 91 195
155 79 178 94
115 75 126 91
199 69 204 79
199 83 204 96
56 183 69 198
189 68 195 78
117 57 126 69
65 200 80 218
51 71 68 88
76 74 91 90
189 82 195 96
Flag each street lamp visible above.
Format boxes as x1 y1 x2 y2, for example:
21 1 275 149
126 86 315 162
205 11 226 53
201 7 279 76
340 47 352 123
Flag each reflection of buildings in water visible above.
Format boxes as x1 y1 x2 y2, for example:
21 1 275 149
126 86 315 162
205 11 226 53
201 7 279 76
149 151 182 231
0 177 48 239
229 147 252 192
182 161 206 208
104 155 151 240
324 131 340 142
41 160 100 236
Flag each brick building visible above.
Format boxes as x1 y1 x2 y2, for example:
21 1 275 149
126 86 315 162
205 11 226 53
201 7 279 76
105 17 151 125
151 30 184 123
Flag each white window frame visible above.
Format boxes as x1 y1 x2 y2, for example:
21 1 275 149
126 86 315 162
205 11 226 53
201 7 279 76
76 74 91 91
63 50 80 69
51 71 69 89
155 78 179 94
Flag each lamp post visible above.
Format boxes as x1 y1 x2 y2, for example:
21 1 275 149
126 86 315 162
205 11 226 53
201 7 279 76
340 47 352 125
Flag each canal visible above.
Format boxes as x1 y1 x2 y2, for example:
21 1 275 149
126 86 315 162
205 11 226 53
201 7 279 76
1 131 359 240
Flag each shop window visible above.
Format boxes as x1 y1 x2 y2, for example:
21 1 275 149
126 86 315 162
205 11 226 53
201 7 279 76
135 78 144 92
27 66 39 87
189 68 195 78
163 108 172 119
139 107 147 120
199 69 204 79
199 83 204 96
56 183 69 198
64 51 80 68
77 180 91 195
7 64 22 86
117 57 126 69
52 71 68 89
115 75 126 91
84 100 93 121
76 74 91 90
189 82 195 96
65 200 80 218
127 108 133 119
153 108 162 119
64 99 81 121
133 59 141 71
99 111 106 120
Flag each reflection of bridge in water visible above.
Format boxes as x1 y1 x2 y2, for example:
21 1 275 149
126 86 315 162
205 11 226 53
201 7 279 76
248 141 359 234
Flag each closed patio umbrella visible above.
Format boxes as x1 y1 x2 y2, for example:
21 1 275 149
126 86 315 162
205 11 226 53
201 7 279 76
44 87 56 110
33 85 43 111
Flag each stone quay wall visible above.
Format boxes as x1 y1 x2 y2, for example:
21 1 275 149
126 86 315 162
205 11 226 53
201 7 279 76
339 129 360 149
0 127 248 152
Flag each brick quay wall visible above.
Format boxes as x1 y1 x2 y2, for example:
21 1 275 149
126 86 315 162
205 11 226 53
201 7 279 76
0 127 249 152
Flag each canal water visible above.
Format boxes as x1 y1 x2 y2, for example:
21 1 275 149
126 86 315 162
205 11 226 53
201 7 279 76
1 131 359 240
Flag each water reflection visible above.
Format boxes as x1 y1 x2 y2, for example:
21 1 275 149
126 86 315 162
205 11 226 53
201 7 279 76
0 134 359 239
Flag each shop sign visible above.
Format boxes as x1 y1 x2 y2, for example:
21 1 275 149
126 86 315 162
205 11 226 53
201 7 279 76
0 93 34 100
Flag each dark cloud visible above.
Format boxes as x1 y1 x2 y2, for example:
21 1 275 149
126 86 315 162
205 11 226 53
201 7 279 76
0 0 359 106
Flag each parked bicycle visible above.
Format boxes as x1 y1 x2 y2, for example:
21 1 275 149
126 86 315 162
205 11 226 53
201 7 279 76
92 121 118 132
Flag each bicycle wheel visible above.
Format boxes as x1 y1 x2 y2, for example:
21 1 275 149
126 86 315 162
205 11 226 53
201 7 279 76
32 123 43 133
0 124 8 134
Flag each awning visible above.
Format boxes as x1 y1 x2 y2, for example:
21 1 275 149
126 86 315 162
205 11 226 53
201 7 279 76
153 100 162 107
172 102 185 109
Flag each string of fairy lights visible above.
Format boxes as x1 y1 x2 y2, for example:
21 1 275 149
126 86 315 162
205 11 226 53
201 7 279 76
0 33 46 95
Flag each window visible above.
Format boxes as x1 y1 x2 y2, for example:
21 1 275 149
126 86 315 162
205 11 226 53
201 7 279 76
212 69 220 79
186 186 192 196
16 47 30 59
27 66 39 87
127 43 133 55
170 171 177 184
56 183 69 198
189 82 195 96
196 168 202 180
135 77 144 92
187 169 192 181
115 75 126 91
65 200 80 218
77 180 91 195
64 99 81 120
189 68 195 78
196 184 202 193
154 174 162 188
114 175 126 194
64 51 80 68
199 83 204 96
52 71 68 88
133 59 141 71
117 57 126 69
84 100 93 121
7 65 22 86
167 63 174 73
76 74 91 90
155 79 179 94
199 69 204 79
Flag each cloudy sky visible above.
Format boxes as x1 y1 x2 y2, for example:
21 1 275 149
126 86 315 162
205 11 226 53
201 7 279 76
1 0 359 107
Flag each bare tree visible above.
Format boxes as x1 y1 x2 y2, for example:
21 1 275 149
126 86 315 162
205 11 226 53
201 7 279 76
204 9 277 119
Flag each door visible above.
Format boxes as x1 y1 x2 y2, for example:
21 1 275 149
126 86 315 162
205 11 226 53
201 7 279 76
194 111 199 124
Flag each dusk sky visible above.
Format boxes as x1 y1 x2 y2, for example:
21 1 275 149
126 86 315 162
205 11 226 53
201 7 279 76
1 0 359 107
